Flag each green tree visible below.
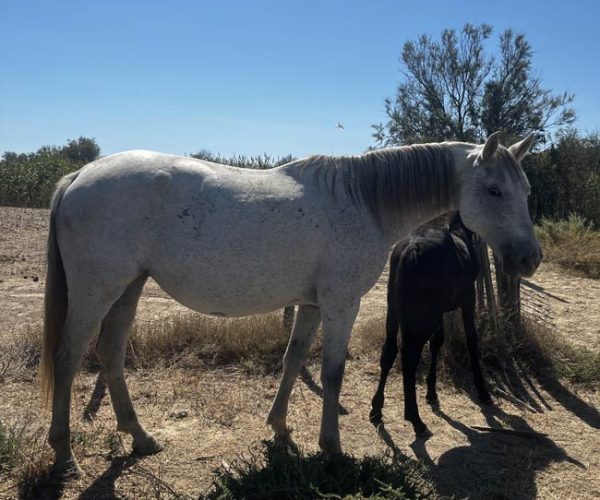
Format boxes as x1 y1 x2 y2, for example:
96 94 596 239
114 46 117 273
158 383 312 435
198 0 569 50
61 136 100 164
373 24 575 146
0 137 100 208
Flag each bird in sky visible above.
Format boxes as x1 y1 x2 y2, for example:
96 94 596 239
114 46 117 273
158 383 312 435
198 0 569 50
335 122 345 130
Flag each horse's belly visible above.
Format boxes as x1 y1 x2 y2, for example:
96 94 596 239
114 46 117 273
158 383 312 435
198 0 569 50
150 261 317 317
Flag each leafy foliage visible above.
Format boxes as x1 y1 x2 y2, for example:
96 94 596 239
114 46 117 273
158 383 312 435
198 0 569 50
190 150 295 169
0 137 100 208
525 131 600 227
373 24 575 146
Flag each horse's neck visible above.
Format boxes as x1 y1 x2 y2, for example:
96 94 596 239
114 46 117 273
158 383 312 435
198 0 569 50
382 143 473 243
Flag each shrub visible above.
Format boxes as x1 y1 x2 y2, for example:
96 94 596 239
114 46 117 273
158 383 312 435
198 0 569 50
207 440 435 500
535 215 600 278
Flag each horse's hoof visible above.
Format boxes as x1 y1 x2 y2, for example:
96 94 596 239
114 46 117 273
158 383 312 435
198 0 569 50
133 435 163 456
273 433 300 453
319 437 343 456
51 459 83 480
425 394 438 405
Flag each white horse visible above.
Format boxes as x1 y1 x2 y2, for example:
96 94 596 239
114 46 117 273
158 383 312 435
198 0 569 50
41 132 541 476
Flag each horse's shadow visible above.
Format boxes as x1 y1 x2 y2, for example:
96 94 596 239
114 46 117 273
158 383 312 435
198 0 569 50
77 454 138 500
82 364 349 422
375 402 584 500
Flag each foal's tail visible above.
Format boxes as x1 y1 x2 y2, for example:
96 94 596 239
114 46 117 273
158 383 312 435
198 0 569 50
40 170 80 405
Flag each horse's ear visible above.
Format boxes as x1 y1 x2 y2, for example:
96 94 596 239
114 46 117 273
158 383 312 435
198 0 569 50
509 134 536 161
480 131 502 162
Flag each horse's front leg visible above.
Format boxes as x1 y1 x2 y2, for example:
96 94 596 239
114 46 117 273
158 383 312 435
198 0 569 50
318 296 360 454
461 301 491 403
267 305 321 442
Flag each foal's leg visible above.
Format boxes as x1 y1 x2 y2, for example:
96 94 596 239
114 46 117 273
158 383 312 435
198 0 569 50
461 300 491 403
426 320 444 404
318 298 360 454
401 325 430 437
95 275 163 455
369 305 400 424
267 305 320 439
49 288 123 477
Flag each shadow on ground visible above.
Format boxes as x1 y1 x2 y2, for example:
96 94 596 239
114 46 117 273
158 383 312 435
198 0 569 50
374 390 587 499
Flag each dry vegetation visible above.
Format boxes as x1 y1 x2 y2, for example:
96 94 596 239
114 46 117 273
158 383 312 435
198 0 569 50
535 215 600 279
0 206 599 499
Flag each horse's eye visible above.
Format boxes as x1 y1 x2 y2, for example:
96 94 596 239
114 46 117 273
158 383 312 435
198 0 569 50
488 187 502 197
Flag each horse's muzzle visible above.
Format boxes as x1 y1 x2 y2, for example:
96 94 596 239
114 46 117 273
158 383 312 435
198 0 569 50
497 242 542 277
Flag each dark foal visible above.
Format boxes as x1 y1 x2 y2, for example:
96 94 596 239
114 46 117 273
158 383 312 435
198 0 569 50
370 213 491 437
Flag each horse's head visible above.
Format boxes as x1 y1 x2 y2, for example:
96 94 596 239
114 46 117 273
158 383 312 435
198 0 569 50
457 132 542 277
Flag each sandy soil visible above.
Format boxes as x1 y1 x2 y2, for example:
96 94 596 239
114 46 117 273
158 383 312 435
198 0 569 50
0 206 598 499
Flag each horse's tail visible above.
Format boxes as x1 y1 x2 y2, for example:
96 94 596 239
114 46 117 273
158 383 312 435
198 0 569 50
40 170 80 405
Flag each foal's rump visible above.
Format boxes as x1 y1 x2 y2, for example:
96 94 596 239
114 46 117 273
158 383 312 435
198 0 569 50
54 151 328 316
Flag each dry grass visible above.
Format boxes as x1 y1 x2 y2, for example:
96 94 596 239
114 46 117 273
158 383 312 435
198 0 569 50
351 308 600 390
126 311 294 374
536 215 600 279
0 300 597 498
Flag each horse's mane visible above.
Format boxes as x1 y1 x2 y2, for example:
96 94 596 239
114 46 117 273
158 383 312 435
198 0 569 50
295 144 456 227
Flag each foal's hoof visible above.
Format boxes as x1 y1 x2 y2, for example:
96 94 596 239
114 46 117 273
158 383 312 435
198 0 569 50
425 393 439 405
51 459 83 480
133 435 163 456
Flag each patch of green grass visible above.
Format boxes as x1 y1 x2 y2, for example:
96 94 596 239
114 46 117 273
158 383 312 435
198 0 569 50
0 422 21 474
206 441 435 500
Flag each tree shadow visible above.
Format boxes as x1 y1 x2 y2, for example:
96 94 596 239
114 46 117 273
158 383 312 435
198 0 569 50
535 373 600 429
375 404 584 500
442 314 600 431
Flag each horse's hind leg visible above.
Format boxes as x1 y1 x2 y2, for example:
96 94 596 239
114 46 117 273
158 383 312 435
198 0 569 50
95 275 162 455
426 320 444 404
369 305 400 425
49 286 126 477
401 323 430 437
267 305 320 440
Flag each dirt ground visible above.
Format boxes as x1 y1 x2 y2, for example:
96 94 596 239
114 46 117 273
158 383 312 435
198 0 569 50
0 206 599 499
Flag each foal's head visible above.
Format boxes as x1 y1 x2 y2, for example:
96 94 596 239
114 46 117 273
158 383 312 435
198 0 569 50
457 132 542 277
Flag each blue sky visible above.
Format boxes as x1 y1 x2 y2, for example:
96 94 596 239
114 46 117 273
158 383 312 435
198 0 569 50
1 0 598 158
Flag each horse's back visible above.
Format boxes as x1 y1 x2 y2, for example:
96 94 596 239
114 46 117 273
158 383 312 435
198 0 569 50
389 224 478 313
53 150 369 316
